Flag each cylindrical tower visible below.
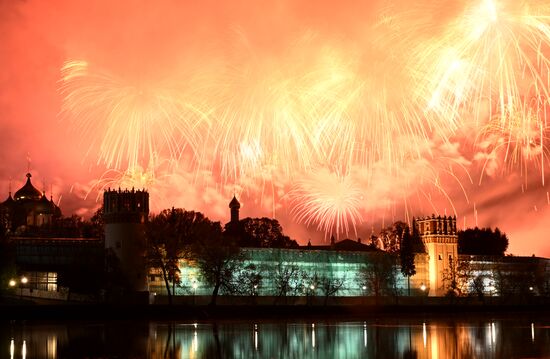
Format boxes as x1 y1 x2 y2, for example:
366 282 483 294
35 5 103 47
103 188 149 292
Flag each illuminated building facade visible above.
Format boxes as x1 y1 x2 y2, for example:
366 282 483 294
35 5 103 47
149 197 549 300
414 215 458 296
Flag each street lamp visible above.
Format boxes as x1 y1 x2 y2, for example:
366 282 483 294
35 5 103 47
9 279 16 288
21 277 28 284
420 283 426 292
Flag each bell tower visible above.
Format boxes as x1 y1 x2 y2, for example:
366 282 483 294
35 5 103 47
414 215 458 296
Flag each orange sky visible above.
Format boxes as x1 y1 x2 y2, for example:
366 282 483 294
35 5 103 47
1 0 549 256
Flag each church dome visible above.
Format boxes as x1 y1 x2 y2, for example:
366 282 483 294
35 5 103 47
14 173 42 201
35 193 54 214
1 193 14 207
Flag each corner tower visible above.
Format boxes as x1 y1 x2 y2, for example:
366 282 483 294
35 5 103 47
414 215 457 296
103 188 149 292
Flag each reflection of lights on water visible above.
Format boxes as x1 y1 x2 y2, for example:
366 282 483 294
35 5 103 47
254 323 258 351
491 322 496 345
193 323 197 329
363 322 367 348
312 323 316 349
430 326 438 359
10 339 14 359
193 331 198 352
423 322 427 348
22 340 26 359
531 323 535 343
47 335 57 359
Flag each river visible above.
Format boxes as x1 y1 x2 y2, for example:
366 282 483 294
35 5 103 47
3 314 549 358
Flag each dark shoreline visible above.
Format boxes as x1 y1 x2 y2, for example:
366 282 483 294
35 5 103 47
1 300 549 321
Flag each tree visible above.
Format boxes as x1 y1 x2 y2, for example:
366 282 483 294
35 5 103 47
225 217 298 248
441 256 459 296
400 226 416 296
188 229 243 306
458 227 509 255
357 253 398 303
441 257 474 297
317 273 346 306
234 263 263 297
378 221 408 253
146 208 217 304
81 206 104 239
273 261 301 303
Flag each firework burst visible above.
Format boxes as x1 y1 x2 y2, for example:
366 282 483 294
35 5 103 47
416 0 550 179
289 170 363 239
59 60 206 172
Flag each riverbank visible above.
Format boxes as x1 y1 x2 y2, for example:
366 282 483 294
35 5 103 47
1 295 549 320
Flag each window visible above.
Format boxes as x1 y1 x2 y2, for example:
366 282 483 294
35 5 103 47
438 254 442 260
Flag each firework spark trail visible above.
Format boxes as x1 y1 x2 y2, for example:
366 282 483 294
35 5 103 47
59 60 206 172
289 170 363 239
57 0 550 238
416 0 550 182
195 25 458 185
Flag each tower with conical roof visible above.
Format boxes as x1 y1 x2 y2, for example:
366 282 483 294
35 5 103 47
229 195 241 224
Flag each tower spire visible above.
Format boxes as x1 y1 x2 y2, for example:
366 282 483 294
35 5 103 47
26 152 31 174
229 195 241 223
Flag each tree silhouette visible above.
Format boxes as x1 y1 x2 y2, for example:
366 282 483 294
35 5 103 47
146 208 218 304
317 272 346 306
378 221 408 253
458 227 508 255
225 217 298 248
188 229 243 306
400 226 416 295
273 260 301 303
357 253 398 303
234 263 263 297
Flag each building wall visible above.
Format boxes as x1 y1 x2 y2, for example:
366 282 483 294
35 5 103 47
458 255 550 296
149 248 430 297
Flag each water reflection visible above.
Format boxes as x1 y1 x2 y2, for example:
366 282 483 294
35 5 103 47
2 316 550 358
